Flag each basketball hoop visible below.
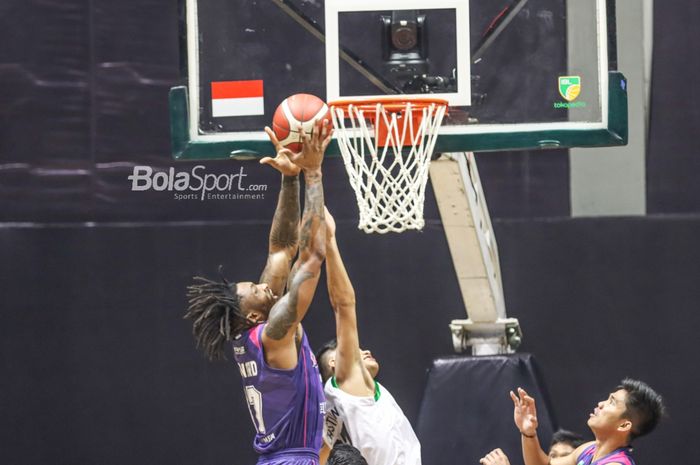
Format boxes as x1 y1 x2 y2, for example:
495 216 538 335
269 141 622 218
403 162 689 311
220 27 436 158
329 97 448 234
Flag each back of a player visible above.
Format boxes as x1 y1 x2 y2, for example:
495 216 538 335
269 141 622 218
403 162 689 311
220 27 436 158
234 324 325 465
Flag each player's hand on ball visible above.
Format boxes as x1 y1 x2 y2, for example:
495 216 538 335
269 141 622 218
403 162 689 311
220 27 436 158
289 119 332 172
260 127 301 176
480 449 511 465
511 387 539 437
259 149 301 177
264 125 285 153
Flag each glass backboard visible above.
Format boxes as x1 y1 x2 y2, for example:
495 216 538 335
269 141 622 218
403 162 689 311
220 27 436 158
170 0 627 159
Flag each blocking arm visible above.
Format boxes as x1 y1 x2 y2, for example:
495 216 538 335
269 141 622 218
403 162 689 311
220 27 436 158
325 210 374 395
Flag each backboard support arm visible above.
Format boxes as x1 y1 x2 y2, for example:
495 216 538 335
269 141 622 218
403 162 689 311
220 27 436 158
430 153 522 355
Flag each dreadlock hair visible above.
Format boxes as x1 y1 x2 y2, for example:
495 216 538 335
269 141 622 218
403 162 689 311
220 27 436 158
617 378 665 441
184 272 254 361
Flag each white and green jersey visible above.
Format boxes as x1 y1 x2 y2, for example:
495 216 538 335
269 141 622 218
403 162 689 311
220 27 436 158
323 377 421 465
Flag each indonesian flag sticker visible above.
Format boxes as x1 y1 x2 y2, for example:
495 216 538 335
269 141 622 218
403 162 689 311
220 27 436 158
211 80 264 117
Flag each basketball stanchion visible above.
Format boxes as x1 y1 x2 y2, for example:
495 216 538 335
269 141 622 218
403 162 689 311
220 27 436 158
329 97 448 234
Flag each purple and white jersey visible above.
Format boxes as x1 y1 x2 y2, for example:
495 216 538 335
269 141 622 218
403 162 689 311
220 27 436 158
232 323 325 457
575 444 635 465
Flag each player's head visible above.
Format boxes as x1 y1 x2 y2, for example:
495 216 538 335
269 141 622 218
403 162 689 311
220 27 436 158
316 339 380 384
548 429 584 459
234 280 278 318
327 444 368 465
587 378 664 444
185 272 278 360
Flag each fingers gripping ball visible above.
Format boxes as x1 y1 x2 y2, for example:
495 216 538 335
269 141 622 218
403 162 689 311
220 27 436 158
272 94 332 152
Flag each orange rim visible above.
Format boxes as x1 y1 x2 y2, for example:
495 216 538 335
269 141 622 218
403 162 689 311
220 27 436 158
329 96 449 113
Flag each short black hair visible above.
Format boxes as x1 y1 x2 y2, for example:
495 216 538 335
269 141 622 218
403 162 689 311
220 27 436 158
316 339 338 383
184 274 254 361
328 444 368 465
550 429 585 449
618 378 665 440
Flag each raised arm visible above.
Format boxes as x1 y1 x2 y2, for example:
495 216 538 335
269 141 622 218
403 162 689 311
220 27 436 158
262 120 332 369
258 128 302 297
511 388 587 465
324 209 374 396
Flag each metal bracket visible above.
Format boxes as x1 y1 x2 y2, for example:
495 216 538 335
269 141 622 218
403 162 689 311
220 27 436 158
450 318 522 355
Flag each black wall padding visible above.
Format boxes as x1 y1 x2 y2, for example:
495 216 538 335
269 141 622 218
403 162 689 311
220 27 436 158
0 219 463 465
493 216 700 465
647 1 700 213
417 354 556 465
473 150 570 219
0 0 180 222
1 215 698 464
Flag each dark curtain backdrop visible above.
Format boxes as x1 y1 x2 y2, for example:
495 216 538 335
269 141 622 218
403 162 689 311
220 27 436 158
1 1 699 464
2 215 697 465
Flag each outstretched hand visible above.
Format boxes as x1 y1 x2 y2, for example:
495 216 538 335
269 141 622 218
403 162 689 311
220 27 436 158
480 449 511 465
511 387 539 437
287 118 333 172
260 127 301 176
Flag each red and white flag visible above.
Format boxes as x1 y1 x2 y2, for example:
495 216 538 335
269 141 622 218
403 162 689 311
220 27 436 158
211 80 264 117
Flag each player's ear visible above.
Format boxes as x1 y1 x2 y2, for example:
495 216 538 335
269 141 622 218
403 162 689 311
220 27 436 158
246 311 264 324
617 419 632 434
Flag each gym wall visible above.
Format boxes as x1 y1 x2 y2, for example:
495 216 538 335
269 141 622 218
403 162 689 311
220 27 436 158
1 1 698 464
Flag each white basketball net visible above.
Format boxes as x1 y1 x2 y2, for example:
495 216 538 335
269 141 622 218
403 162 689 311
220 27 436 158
330 99 447 234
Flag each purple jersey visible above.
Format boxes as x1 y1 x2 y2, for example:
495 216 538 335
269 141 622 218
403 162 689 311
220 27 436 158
232 323 325 459
575 444 635 465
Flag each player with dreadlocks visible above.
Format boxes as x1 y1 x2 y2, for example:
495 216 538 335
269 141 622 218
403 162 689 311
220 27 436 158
185 119 331 465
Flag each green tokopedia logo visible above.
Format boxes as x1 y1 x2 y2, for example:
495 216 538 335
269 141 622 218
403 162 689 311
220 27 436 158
554 101 587 109
554 75 587 109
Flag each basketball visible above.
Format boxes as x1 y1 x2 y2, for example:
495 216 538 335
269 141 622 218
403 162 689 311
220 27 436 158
272 93 331 152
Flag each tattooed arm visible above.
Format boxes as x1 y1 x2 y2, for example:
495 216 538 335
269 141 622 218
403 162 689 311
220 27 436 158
262 120 332 369
324 209 375 396
258 127 302 297
258 175 300 297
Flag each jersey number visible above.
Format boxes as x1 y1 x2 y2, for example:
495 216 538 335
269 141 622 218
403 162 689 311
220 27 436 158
245 386 266 434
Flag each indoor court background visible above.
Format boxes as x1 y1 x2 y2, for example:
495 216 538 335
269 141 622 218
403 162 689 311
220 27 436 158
1 1 698 465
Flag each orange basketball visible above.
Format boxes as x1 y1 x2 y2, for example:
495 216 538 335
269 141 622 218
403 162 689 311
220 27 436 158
272 94 331 152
